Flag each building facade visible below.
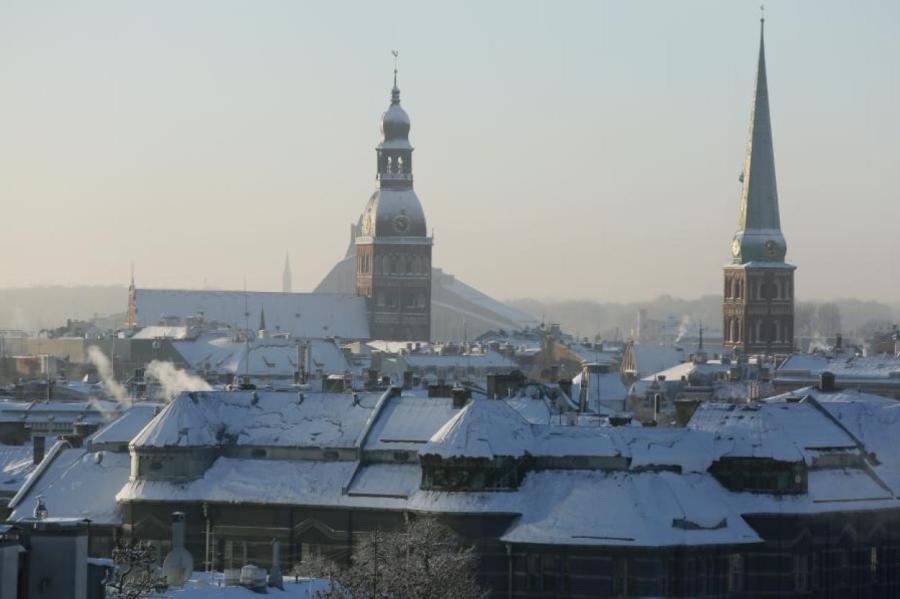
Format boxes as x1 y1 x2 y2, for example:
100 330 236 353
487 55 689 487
723 19 795 355
355 69 433 341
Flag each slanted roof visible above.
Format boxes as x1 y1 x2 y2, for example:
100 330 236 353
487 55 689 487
423 398 532 460
8 448 130 525
134 289 370 339
0 443 35 496
501 470 761 547
132 390 380 450
688 399 857 463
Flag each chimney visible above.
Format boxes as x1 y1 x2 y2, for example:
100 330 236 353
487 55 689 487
486 374 497 399
819 371 836 392
268 538 283 590
451 386 470 409
32 435 45 466
835 333 843 351
162 512 194 587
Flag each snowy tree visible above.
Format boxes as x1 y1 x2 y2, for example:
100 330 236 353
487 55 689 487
293 518 486 599
104 541 168 599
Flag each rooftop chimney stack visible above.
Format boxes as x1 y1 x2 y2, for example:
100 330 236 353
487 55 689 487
162 512 193 587
268 538 283 590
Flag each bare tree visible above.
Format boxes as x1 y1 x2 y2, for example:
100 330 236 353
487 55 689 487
292 518 486 599
104 541 168 599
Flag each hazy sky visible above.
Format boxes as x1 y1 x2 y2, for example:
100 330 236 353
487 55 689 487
0 1 897 302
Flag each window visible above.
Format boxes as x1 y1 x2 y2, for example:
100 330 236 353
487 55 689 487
794 553 810 592
728 554 744 592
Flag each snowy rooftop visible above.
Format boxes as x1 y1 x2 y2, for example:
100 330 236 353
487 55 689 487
0 443 35 496
8 447 130 525
624 345 686 377
171 335 350 378
132 390 380 449
777 354 900 380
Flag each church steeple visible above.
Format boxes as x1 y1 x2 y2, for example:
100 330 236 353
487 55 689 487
731 16 787 264
377 53 413 192
723 16 796 356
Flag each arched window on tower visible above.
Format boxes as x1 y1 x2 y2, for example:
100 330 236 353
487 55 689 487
756 319 764 343
730 319 737 343
773 320 781 342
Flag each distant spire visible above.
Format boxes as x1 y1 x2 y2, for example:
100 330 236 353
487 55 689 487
282 252 292 293
259 307 266 333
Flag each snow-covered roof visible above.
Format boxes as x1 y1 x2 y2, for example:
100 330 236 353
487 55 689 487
134 289 370 339
423 399 532 460
171 335 350 378
570 371 628 412
688 400 857 463
364 395 459 451
404 350 516 370
0 443 35 496
8 448 129 525
132 390 380 449
90 403 163 449
501 470 761 547
777 354 900 380
131 325 190 340
640 360 732 384
150 573 333 598
625 345 686 377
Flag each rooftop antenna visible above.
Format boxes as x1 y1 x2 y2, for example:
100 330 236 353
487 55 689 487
243 277 250 378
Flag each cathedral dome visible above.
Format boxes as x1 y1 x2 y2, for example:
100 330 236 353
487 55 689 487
359 188 427 238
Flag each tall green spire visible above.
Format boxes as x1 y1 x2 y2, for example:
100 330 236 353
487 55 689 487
731 17 787 264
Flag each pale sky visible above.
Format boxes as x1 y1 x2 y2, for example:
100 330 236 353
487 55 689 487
0 1 897 302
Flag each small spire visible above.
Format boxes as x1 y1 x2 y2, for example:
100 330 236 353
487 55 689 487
259 307 267 332
391 49 400 104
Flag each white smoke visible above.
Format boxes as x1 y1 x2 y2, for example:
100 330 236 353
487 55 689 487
86 346 128 404
675 315 692 344
146 360 211 402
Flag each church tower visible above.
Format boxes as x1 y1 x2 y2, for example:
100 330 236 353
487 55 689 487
724 18 795 355
355 60 432 340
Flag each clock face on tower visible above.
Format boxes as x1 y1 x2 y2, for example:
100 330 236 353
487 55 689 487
731 238 741 257
393 213 410 234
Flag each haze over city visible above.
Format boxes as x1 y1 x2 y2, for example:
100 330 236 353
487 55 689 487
1 0 897 303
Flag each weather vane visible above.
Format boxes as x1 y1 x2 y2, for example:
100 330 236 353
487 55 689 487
760 4 765 22
392 49 399 75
